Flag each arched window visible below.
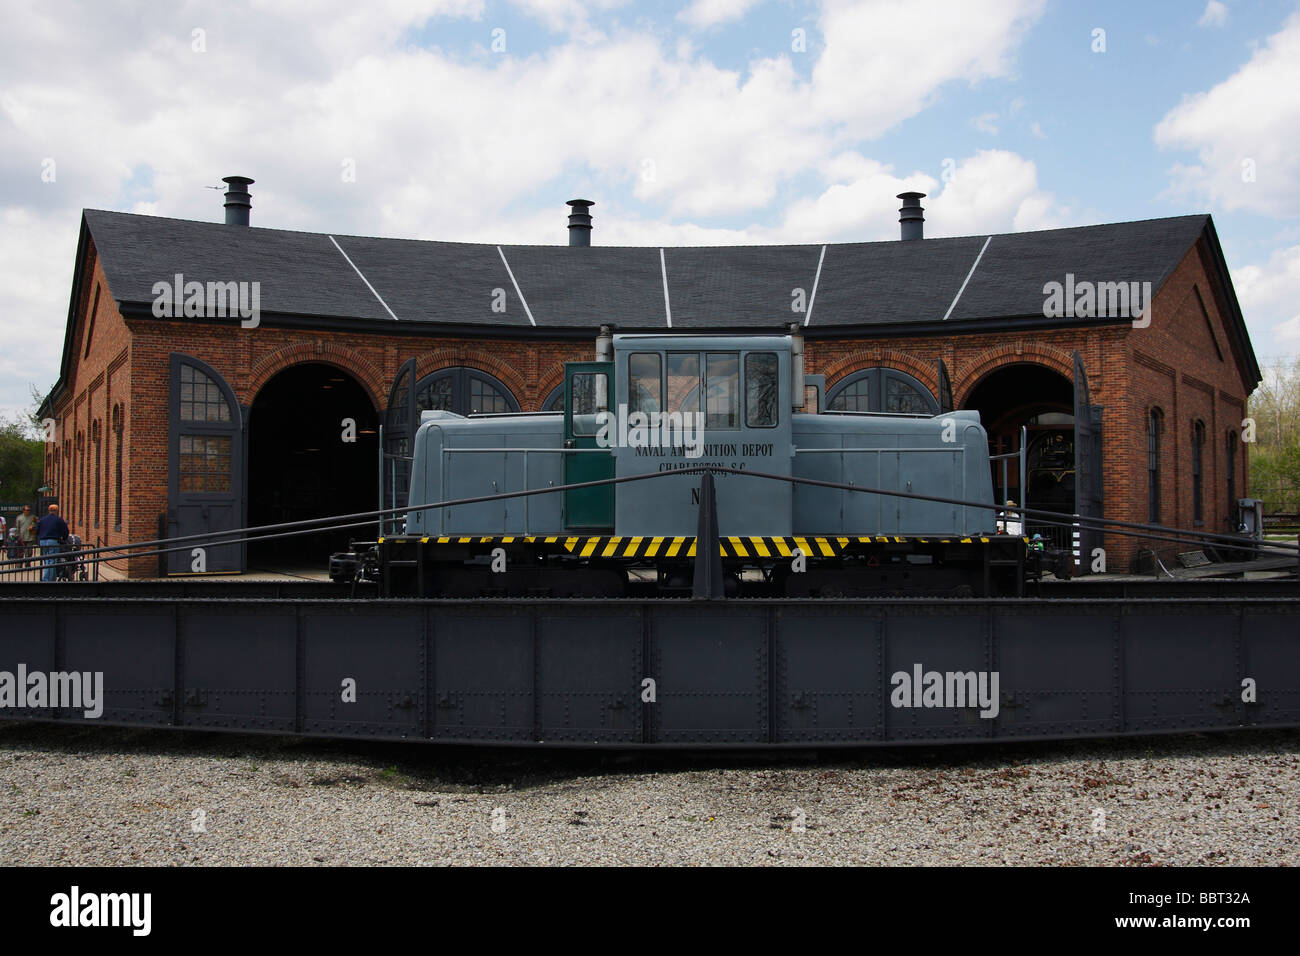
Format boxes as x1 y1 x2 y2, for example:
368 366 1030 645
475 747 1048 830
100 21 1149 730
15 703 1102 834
92 419 102 529
62 437 70 516
76 430 85 532
1148 409 1163 523
414 367 519 416
1191 420 1206 525
1226 431 1237 528
180 364 232 423
113 404 125 531
826 368 938 415
542 383 565 411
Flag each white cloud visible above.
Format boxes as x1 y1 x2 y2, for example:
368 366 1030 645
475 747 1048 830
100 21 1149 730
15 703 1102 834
0 207 75 406
778 157 936 242
679 0 764 29
507 0 629 37
810 0 1045 139
0 0 1051 409
1232 245 1300 354
971 112 1000 135
1154 10 1300 216
773 149 1070 243
928 149 1067 237
1198 1 1228 28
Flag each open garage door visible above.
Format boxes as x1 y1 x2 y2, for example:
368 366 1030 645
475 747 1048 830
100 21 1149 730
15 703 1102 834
167 354 243 574
247 364 379 569
1073 351 1104 575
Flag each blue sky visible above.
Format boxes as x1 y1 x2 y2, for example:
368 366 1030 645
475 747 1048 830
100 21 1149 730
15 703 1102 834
2 0 1299 420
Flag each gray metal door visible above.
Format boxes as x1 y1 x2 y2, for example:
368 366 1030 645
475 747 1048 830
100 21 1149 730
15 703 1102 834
383 359 416 534
167 354 243 573
1073 351 1103 575
938 359 954 414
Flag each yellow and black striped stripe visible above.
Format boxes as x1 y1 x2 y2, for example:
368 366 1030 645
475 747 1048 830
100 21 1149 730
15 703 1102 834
383 534 1000 557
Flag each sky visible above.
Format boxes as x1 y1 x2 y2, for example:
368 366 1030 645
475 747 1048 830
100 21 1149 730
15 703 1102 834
2 0 1299 420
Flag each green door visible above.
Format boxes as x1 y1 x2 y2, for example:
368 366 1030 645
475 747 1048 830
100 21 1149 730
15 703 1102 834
564 362 614 530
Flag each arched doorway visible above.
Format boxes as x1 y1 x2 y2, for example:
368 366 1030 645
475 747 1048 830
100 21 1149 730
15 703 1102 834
248 363 379 571
963 363 1074 546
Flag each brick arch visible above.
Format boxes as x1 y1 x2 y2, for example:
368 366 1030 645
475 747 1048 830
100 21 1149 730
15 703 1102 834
820 348 938 396
247 345 384 411
407 347 529 407
535 359 570 410
954 345 1075 408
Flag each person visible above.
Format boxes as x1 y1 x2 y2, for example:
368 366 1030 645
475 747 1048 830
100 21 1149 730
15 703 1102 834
14 505 37 566
36 504 69 583
998 499 1023 536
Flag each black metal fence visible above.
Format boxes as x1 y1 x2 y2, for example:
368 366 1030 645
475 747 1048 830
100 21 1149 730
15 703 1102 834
0 538 99 583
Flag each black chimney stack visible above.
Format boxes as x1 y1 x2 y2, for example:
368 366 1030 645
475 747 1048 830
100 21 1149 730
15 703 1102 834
223 176 254 226
897 191 925 241
567 199 593 247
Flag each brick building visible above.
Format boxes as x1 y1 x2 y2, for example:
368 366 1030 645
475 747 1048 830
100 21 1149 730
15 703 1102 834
40 181 1260 576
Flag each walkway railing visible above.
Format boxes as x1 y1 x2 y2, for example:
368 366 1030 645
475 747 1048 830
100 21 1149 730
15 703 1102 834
2 467 1296 582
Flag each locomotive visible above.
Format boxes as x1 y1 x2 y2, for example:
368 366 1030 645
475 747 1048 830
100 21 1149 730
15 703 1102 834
335 330 1051 597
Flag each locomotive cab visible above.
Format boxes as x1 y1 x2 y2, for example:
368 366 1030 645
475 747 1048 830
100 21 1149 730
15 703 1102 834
594 335 796 537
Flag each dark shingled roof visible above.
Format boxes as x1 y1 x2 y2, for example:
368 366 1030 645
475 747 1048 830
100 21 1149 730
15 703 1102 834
42 207 1255 415
82 208 1214 333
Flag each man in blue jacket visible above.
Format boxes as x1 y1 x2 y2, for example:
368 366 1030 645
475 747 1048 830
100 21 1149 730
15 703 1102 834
36 504 69 582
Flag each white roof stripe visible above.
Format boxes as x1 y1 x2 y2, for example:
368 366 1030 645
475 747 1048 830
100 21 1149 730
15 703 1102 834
329 235 399 321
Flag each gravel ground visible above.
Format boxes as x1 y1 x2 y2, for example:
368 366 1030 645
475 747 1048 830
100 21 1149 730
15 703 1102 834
1 722 1296 866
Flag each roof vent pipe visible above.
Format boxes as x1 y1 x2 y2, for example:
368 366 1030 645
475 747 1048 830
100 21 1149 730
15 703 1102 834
897 191 925 241
567 199 593 246
223 176 254 226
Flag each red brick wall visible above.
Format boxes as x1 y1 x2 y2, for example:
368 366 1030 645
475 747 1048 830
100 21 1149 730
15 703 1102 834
47 236 1254 576
47 240 132 575
118 318 593 576
1120 240 1254 568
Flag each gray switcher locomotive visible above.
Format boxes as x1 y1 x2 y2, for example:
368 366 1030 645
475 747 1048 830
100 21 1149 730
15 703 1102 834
337 331 1047 597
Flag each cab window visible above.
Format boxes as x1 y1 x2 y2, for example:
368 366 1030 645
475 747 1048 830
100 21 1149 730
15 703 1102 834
667 352 700 415
629 353 661 413
705 352 739 429
745 352 778 427
570 371 607 437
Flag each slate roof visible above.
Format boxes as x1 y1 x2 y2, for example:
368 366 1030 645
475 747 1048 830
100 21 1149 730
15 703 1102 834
82 208 1217 333
44 207 1258 411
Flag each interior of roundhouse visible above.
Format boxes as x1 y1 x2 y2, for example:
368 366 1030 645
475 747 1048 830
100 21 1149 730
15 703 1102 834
962 364 1076 548
247 363 379 573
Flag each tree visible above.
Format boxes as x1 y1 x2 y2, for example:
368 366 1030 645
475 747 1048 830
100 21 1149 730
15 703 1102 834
1248 357 1300 513
0 414 44 505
